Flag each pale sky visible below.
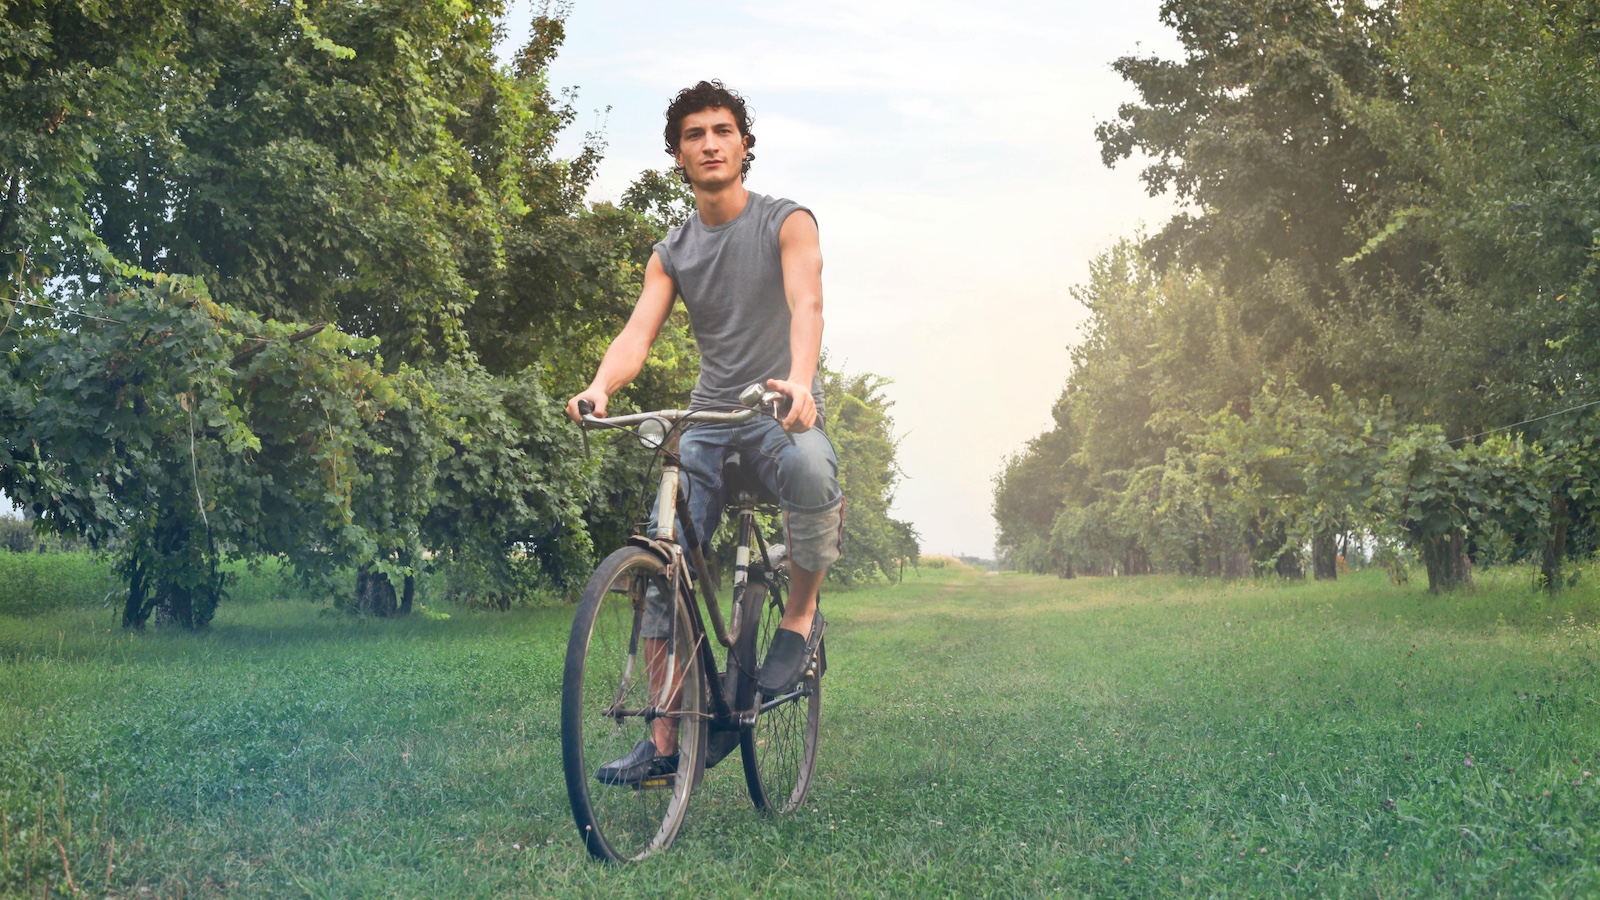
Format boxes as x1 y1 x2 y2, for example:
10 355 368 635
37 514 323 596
501 1 1180 557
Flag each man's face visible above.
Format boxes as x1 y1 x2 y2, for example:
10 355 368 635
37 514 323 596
673 106 748 189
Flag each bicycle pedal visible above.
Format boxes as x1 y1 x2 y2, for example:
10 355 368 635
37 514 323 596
633 772 676 791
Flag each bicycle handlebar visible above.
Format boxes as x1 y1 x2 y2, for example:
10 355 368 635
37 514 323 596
578 384 786 430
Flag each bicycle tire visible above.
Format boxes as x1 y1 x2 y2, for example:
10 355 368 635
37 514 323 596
735 576 821 813
561 546 707 862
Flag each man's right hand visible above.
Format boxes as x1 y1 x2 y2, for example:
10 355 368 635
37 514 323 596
566 389 609 422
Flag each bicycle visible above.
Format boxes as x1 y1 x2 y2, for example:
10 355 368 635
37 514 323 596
561 385 824 862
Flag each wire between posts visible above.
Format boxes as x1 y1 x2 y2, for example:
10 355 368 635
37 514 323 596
1446 399 1600 445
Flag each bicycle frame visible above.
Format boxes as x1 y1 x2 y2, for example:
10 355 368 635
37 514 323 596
611 410 787 745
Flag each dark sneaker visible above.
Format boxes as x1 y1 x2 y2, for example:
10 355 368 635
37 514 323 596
595 739 678 786
757 611 824 696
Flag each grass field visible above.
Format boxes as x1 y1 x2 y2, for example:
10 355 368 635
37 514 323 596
2 556 1598 897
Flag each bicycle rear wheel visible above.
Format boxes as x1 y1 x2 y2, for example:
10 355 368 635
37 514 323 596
561 546 706 862
736 577 821 812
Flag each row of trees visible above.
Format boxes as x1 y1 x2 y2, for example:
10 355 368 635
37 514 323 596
2 1 914 627
995 0 1600 593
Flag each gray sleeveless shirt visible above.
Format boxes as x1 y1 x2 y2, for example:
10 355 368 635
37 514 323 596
653 192 825 417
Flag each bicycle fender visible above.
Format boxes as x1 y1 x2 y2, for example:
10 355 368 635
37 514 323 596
626 534 676 567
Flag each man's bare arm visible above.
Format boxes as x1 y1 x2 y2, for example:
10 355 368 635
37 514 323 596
566 252 676 420
767 210 824 432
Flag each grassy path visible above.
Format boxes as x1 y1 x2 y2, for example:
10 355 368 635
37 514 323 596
2 562 1598 896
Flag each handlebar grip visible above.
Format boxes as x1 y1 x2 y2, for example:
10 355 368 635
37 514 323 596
577 399 595 417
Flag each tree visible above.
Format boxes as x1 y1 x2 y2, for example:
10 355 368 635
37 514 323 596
54 0 550 362
419 362 595 606
995 0 1600 593
1329 0 1600 433
819 364 918 585
1193 381 1399 579
1098 0 1406 397
0 279 396 627
2 3 691 620
994 241 1269 577
1 0 194 305
993 406 1081 575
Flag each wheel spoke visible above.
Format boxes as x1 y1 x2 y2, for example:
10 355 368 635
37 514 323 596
562 548 705 862
738 577 820 813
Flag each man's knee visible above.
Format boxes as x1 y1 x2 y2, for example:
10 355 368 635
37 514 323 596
775 431 841 513
785 500 844 572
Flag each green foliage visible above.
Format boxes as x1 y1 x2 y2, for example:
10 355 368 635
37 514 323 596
1195 381 1397 573
0 278 399 627
0 550 115 615
421 363 595 600
0 3 698 623
821 363 918 585
1098 0 1403 397
48 0 544 362
0 515 79 554
999 2 1600 596
621 167 698 233
995 241 1268 577
1332 0 1600 428
992 420 1077 574
0 0 193 300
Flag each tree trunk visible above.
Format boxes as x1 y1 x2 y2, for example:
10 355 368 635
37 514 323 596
0 171 20 251
1274 545 1303 579
153 585 190 629
1224 546 1252 579
1311 529 1338 580
1421 529 1473 594
1542 491 1569 593
122 557 148 629
355 565 398 616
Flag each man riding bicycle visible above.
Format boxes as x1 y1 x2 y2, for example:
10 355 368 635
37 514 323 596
565 80 841 786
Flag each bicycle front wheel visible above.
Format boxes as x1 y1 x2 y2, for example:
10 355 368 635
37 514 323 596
736 578 821 813
561 546 706 862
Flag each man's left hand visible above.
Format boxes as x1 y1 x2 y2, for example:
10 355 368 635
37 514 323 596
765 378 817 433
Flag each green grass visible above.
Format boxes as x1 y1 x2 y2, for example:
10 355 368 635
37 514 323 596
0 551 119 616
0 551 331 620
2 562 1598 897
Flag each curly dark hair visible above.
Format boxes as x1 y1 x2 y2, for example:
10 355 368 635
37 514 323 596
663 80 756 184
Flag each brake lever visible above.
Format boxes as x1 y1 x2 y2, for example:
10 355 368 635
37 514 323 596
766 398 797 446
577 399 594 460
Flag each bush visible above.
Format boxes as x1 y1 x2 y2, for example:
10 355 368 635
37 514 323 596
0 551 118 615
223 558 332 606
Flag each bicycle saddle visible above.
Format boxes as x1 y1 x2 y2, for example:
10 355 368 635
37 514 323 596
723 451 780 506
